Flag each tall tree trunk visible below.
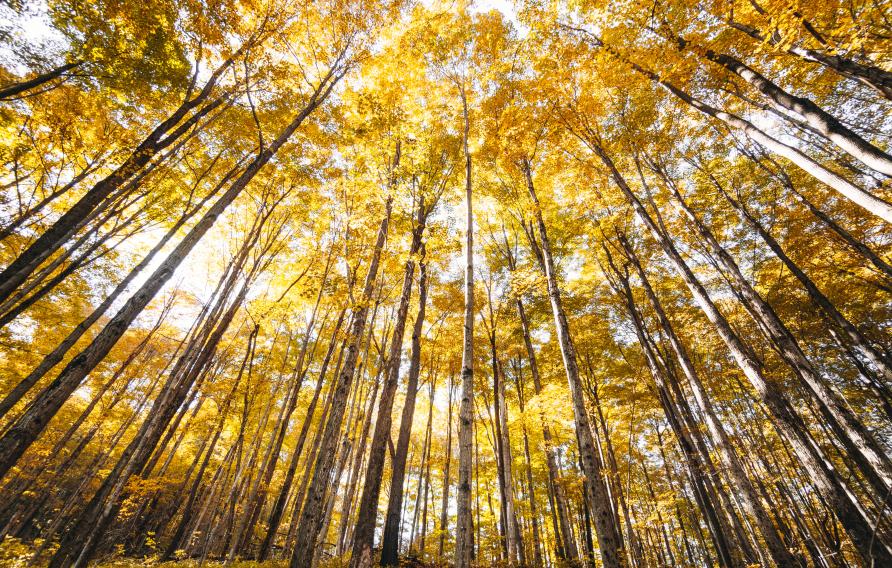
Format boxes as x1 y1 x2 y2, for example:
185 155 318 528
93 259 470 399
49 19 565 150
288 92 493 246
583 39 892 223
0 61 238 305
516 363 544 567
351 175 434 568
0 158 241 421
523 159 626 568
161 335 252 560
515 297 579 563
619 233 803 567
652 76 892 222
381 254 430 565
290 195 393 567
419 379 435 556
605 254 739 567
705 170 892 385
454 82 476 568
0 69 340 485
492 344 521 564
586 139 892 565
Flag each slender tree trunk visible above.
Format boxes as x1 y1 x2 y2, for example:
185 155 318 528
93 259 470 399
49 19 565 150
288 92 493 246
584 40 892 222
0 70 339 484
290 195 393 567
606 255 739 567
337 358 382 556
454 83 476 568
381 254 430 565
708 172 892 385
516 364 544 567
0 77 231 305
727 19 892 100
586 140 892 565
0 60 84 100
523 159 625 568
652 75 892 222
780 173 892 281
438 372 455 558
161 344 248 560
419 379 434 556
493 345 521 564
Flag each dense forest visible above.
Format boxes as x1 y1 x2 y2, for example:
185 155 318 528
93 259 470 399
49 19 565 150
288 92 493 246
0 0 891 566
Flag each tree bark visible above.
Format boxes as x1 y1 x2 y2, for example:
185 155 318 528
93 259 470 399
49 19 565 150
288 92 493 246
290 195 393 567
585 139 892 565
618 235 803 567
381 253 430 565
454 82 476 568
0 67 340 485
522 159 625 568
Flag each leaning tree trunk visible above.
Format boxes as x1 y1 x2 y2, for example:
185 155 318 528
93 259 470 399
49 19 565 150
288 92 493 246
515 297 580 564
290 196 393 568
618 235 803 567
594 42 892 223
726 19 892 100
664 28 892 176
657 165 892 500
0 60 84 100
652 75 892 223
605 255 739 567
381 254 430 565
351 180 433 568
0 70 339 485
0 47 244 307
587 139 892 566
709 174 892 385
522 159 626 568
161 337 251 560
0 160 242 421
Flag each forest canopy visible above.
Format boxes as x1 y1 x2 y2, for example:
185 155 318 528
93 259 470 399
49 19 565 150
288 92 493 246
0 0 891 567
